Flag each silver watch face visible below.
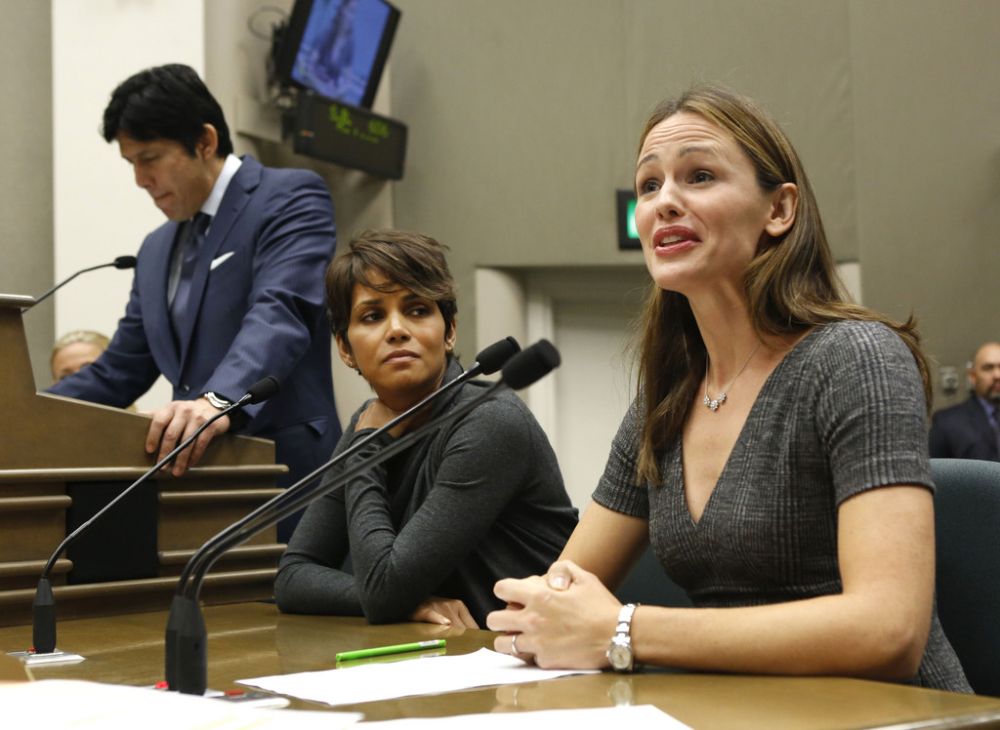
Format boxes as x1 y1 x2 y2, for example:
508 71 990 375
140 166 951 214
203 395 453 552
204 392 229 410
608 642 633 671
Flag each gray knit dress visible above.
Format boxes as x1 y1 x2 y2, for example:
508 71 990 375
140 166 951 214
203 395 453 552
594 321 971 692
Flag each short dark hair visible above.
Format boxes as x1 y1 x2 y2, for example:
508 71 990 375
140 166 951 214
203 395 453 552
101 64 233 157
326 230 458 346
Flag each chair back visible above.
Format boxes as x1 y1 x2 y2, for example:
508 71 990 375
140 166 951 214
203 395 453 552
932 458 1000 696
614 545 692 608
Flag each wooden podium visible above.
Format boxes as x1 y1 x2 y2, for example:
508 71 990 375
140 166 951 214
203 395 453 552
0 294 288 628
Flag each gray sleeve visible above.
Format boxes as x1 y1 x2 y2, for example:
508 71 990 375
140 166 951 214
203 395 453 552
343 398 541 624
273 426 365 616
814 322 934 504
593 400 649 518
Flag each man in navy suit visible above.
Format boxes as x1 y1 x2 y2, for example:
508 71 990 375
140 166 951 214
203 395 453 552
929 342 1000 462
50 64 340 540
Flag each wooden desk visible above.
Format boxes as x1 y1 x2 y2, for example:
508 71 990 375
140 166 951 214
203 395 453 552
2 603 1000 728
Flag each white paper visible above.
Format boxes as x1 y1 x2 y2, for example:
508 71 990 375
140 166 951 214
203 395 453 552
238 647 599 706
362 705 692 729
0 679 362 729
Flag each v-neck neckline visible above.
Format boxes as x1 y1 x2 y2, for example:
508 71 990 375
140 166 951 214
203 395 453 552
676 326 823 526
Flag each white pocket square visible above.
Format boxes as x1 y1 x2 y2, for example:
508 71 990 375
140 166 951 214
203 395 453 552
210 251 235 270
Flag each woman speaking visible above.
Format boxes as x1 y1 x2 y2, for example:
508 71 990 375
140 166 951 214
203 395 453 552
488 85 969 692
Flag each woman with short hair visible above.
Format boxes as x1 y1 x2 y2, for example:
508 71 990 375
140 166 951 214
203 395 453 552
276 229 577 627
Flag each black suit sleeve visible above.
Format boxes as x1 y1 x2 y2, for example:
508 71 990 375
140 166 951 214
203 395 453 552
928 411 953 458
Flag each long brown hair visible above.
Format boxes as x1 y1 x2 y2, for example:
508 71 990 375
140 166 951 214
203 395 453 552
634 85 930 484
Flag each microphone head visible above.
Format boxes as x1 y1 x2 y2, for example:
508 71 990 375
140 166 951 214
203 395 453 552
246 376 280 404
475 337 521 375
114 255 138 269
501 339 560 390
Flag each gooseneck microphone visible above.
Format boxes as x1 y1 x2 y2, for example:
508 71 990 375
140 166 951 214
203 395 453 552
31 376 278 656
26 255 138 309
173 336 520 607
499 338 560 389
165 339 556 694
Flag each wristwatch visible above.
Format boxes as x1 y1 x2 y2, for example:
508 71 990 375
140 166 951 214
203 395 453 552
202 391 234 410
607 602 639 672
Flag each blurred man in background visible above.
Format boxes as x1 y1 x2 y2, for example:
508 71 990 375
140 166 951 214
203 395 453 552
930 341 1000 461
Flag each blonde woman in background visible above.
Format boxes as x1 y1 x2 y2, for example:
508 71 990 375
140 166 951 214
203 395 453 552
51 330 110 382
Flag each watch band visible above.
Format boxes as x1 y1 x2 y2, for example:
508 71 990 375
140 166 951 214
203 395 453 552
607 602 639 673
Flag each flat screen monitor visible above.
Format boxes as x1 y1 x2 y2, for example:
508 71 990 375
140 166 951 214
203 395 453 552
275 0 400 109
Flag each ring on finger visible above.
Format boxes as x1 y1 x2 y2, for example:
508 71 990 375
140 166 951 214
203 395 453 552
510 633 520 655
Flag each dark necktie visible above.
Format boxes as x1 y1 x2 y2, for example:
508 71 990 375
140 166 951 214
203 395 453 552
169 213 210 335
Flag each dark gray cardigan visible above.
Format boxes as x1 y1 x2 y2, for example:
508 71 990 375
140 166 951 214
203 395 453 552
275 359 577 625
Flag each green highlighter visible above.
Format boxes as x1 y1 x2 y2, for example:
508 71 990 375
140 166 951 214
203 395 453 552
335 639 446 663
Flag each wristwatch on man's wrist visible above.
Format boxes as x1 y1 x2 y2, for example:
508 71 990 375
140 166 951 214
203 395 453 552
607 602 639 673
202 391 234 410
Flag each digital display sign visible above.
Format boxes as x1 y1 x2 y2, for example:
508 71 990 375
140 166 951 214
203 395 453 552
290 93 406 179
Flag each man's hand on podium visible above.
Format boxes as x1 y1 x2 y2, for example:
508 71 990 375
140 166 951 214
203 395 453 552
146 398 231 476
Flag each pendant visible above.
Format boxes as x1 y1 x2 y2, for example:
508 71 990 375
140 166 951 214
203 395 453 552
703 393 727 412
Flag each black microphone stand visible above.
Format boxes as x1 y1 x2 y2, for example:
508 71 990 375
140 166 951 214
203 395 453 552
172 336 519 611
165 340 557 694
168 382 507 693
30 377 277 657
25 256 137 310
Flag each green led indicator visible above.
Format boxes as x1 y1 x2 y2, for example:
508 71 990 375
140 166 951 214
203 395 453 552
328 104 354 133
616 189 640 250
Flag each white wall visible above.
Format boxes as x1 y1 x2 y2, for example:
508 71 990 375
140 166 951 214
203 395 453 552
51 0 204 409
476 266 647 508
547 278 644 509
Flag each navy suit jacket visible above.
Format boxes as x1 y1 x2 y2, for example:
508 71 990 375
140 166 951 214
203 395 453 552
929 395 1000 461
50 156 339 453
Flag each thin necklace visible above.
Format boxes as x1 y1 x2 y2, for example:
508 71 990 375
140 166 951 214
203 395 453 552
703 342 762 412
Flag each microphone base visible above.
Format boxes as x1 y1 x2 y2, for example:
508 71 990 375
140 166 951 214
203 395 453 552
6 648 85 666
32 576 57 655
165 595 208 695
